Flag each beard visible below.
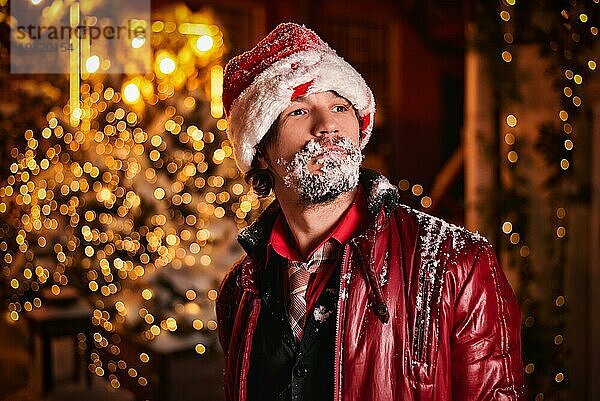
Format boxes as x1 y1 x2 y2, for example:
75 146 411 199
279 136 363 205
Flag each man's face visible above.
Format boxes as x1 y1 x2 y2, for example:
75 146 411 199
261 91 363 204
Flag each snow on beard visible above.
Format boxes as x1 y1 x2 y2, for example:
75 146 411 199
279 136 363 204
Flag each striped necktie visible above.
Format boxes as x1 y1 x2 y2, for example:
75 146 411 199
288 263 313 340
287 240 339 340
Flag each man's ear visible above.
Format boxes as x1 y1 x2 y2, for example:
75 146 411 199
255 149 269 170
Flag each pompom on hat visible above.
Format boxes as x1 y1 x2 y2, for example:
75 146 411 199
223 22 376 173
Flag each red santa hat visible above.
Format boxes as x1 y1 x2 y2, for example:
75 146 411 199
223 22 376 173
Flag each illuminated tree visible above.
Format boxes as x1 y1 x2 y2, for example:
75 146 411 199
0 2 267 390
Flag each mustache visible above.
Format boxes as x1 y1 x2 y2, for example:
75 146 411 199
313 136 355 149
276 136 358 168
302 136 357 157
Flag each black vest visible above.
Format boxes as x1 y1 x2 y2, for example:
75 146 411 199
248 254 340 401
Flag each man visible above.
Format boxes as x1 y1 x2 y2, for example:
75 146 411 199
216 22 524 401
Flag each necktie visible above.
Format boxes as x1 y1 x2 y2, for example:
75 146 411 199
287 261 317 340
287 241 339 340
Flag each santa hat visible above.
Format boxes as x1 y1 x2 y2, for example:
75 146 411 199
223 22 376 173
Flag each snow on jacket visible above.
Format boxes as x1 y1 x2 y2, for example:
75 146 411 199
216 169 524 401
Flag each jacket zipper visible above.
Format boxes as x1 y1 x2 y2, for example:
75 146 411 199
334 244 351 401
239 296 261 401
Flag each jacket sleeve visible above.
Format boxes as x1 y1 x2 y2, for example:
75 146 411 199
451 241 524 400
216 257 245 358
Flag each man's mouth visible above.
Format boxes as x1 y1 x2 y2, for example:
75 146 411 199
315 145 348 159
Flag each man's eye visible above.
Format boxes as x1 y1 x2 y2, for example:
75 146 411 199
289 109 306 116
333 105 349 112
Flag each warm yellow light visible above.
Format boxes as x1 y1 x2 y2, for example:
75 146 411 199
232 183 244 195
564 139 573 150
213 149 225 162
166 234 178 245
506 114 517 127
159 57 176 74
196 35 214 52
211 65 224 118
502 221 513 234
152 21 164 32
141 289 152 300
520 245 530 257
99 188 111 201
573 74 583 84
216 119 228 131
580 14 588 23
240 200 252 213
154 188 165 200
30 0 42 5
501 51 512 63
559 110 569 121
588 60 596 70
166 317 177 331
420 196 432 208
85 55 100 73
115 301 125 312
525 363 534 374
72 107 83 120
195 344 206 354
123 83 141 103
131 36 145 49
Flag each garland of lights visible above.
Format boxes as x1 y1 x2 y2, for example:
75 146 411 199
491 1 598 400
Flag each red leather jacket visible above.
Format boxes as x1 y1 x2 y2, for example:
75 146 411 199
216 170 524 401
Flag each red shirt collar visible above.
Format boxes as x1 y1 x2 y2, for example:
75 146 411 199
268 184 367 262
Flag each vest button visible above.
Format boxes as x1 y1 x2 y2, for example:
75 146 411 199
376 303 388 317
293 364 308 379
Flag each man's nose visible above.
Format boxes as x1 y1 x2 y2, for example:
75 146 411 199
312 110 339 137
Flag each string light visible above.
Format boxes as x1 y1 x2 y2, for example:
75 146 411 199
196 35 214 52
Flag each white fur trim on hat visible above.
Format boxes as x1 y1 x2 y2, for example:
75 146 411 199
226 49 375 173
